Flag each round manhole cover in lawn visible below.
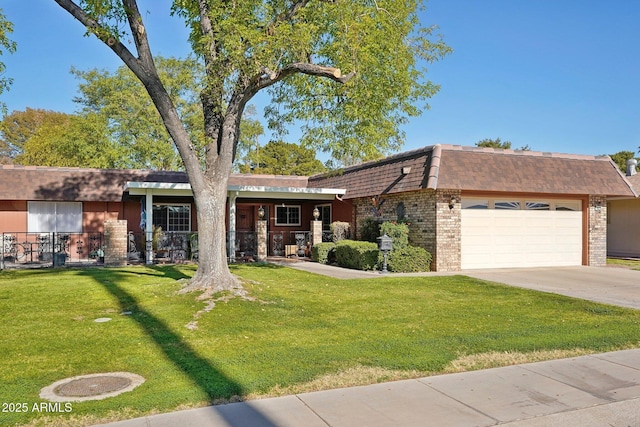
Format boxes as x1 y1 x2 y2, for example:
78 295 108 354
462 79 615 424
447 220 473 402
55 375 131 397
40 373 145 402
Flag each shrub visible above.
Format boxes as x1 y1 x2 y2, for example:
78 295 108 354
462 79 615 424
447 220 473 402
312 242 336 264
330 221 351 242
379 222 409 250
387 246 432 273
360 217 380 243
335 240 381 271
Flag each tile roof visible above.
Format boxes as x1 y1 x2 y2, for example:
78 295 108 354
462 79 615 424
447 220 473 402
308 145 637 199
0 165 310 202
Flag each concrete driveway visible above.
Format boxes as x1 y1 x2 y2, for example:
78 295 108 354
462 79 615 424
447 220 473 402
463 266 640 310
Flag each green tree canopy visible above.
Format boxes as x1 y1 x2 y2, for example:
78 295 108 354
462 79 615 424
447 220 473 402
238 140 326 176
16 112 119 168
72 56 264 170
0 108 70 161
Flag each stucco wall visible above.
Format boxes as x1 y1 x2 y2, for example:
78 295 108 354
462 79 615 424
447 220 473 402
607 198 640 258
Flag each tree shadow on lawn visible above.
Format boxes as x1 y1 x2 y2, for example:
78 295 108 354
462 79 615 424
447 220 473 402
79 266 279 426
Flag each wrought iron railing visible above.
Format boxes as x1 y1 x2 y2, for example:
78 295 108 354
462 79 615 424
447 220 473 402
1 232 103 269
127 231 196 264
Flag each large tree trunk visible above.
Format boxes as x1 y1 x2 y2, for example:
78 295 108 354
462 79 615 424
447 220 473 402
182 176 238 294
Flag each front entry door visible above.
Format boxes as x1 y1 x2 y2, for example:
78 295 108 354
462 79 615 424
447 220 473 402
236 206 255 257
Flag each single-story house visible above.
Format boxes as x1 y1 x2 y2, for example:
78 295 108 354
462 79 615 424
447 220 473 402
607 159 640 258
308 144 637 270
0 144 636 270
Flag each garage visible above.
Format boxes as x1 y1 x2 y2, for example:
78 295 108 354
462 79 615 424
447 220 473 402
461 198 583 269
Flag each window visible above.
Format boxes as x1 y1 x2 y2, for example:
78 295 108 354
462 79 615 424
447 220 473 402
315 205 332 231
555 201 581 211
526 201 550 210
28 201 82 233
461 199 489 209
276 205 301 226
495 200 521 210
153 204 191 232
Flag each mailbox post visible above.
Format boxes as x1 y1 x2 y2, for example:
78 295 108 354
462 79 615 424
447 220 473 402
377 233 393 274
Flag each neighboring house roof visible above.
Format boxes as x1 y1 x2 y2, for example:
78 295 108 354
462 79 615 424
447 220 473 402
308 144 637 199
624 173 640 196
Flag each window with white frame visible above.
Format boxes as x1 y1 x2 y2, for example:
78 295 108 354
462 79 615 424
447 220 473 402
152 204 191 232
276 205 301 226
28 201 82 233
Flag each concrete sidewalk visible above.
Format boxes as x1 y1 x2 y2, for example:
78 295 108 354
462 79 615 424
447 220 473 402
96 349 640 427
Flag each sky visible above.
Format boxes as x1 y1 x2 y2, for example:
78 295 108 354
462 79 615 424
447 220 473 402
1 0 639 159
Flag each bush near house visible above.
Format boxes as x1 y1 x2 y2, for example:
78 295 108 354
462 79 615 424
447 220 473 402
360 217 381 243
335 240 381 271
330 221 351 242
311 242 336 264
379 221 409 249
387 246 432 273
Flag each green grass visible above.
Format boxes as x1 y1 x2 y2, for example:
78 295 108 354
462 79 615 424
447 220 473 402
607 257 640 270
2 264 640 426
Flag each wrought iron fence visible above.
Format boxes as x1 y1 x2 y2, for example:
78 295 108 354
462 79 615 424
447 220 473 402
127 231 196 264
1 232 103 269
269 231 311 258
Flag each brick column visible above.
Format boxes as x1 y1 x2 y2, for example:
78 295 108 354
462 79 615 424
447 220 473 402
588 195 607 267
434 190 461 272
104 220 128 267
311 220 323 246
256 220 267 261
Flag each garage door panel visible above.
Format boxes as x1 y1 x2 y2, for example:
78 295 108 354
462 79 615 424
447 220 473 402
461 208 582 269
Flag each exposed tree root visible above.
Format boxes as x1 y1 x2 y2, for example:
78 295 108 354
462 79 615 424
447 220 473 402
183 276 256 330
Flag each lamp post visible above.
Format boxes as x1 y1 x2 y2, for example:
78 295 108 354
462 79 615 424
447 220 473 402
313 207 320 220
258 206 265 220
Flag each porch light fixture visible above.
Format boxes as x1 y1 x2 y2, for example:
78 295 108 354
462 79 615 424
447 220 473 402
258 206 265 219
595 201 602 212
449 195 457 209
313 207 320 220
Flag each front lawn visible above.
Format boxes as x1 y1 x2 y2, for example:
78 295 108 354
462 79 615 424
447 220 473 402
2 264 640 426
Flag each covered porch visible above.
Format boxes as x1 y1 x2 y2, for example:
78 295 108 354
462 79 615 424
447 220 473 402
124 179 346 264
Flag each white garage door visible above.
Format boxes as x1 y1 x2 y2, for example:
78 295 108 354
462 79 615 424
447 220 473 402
461 199 583 269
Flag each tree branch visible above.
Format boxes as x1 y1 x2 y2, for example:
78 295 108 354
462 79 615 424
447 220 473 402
53 0 141 74
122 0 154 68
251 62 355 95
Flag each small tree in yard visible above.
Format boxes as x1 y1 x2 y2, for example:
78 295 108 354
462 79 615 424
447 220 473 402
49 0 450 293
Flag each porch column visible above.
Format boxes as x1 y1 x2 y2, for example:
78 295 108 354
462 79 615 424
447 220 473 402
311 220 323 246
256 220 267 261
228 191 238 263
145 189 154 265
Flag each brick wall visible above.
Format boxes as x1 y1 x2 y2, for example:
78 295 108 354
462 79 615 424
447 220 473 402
351 189 464 272
588 195 607 267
